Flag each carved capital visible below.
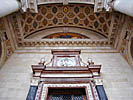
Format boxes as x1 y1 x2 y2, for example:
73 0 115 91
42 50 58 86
31 77 40 86
94 77 103 85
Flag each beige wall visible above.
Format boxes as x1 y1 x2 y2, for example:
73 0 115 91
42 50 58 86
0 52 133 100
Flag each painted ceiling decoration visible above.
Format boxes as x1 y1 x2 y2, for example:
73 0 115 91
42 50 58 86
9 4 121 48
20 4 112 38
0 18 13 67
42 32 90 39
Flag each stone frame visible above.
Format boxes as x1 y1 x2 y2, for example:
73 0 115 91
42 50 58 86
39 83 99 100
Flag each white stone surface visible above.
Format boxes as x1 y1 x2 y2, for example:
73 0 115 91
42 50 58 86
81 53 133 100
0 52 132 100
113 0 133 17
0 0 21 18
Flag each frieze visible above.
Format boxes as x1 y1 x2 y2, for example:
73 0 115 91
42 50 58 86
23 39 109 47
39 83 99 100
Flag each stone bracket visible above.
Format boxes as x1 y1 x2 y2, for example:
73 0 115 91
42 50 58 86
94 0 104 12
20 0 28 12
20 0 38 13
63 0 69 5
28 0 38 13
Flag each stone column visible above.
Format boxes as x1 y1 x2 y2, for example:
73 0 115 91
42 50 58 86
0 0 21 18
94 78 108 100
26 77 40 100
113 0 133 17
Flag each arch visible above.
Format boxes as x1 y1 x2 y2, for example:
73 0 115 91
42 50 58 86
0 39 6 68
25 27 107 40
128 34 133 68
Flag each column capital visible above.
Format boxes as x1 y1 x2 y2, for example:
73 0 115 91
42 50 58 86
31 77 40 86
94 77 103 85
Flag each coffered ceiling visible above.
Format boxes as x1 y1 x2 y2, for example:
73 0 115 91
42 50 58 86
7 4 122 49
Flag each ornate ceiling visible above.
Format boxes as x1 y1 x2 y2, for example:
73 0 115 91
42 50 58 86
1 3 133 68
20 4 111 38
9 4 121 48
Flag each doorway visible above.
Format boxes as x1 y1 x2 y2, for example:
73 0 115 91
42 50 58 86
47 88 87 100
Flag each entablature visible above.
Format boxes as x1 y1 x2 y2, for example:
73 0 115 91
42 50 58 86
20 0 112 13
31 50 101 84
28 50 108 100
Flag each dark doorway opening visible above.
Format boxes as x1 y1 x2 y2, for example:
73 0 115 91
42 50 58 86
47 88 87 100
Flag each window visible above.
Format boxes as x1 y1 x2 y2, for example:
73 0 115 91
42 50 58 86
47 88 87 100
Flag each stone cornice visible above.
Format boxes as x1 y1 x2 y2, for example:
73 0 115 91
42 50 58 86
37 0 95 5
23 39 109 47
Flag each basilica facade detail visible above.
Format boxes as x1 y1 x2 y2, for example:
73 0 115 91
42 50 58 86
27 50 107 100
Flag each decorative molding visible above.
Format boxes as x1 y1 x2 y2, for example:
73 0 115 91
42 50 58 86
94 77 103 85
30 50 102 100
108 12 122 46
37 0 95 5
23 39 109 47
104 0 113 11
128 35 133 69
40 83 99 100
35 82 43 100
94 0 104 12
10 13 24 47
119 16 133 63
10 4 115 48
90 82 100 100
0 40 6 68
20 0 28 12
28 0 38 13
0 18 13 67
31 77 40 86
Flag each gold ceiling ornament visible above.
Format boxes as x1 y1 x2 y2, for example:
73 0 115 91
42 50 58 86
10 4 123 48
20 4 112 38
63 6 69 13
57 12 64 18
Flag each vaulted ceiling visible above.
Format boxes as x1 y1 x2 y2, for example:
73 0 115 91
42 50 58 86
0 2 133 68
8 4 122 48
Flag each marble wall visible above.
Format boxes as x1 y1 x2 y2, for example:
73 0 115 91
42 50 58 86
0 52 133 100
0 18 14 68
118 16 133 70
